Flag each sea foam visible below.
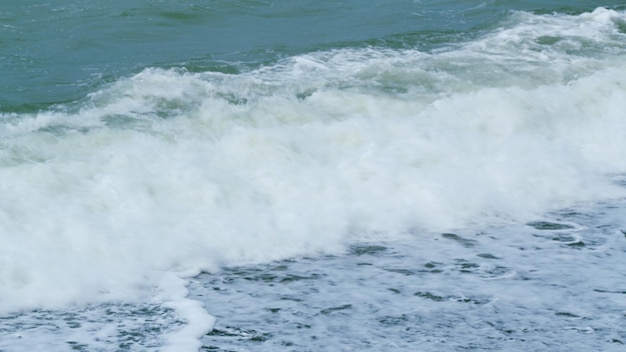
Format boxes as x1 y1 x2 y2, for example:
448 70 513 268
1 7 626 351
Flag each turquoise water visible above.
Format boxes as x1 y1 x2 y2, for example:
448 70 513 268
2 1 626 351
2 0 625 110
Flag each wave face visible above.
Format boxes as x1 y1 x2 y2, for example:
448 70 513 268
1 6 626 351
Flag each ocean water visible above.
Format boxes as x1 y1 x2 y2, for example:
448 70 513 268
1 1 626 351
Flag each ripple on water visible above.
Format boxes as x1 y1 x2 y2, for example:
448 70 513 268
0 304 184 352
191 200 626 351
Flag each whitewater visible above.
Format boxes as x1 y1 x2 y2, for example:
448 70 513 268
1 6 626 351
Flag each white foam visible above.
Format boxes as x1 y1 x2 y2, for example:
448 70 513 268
1 7 626 351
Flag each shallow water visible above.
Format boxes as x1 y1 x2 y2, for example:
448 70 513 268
191 198 626 351
4 196 624 351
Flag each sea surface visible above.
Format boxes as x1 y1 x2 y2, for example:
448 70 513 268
2 1 626 351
